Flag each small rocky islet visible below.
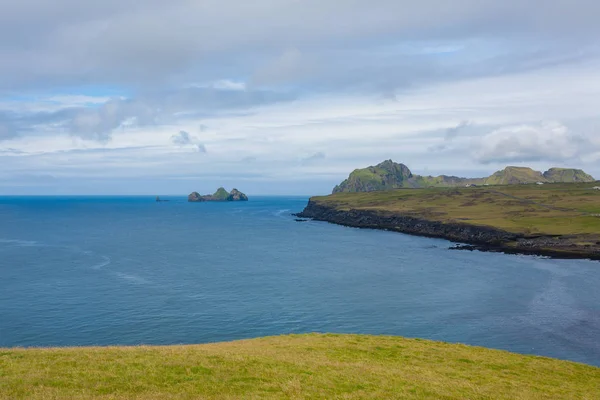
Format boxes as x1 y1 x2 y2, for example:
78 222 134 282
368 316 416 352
188 187 248 202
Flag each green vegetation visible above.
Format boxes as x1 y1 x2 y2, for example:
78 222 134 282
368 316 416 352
310 182 600 257
484 166 545 185
212 187 231 201
333 160 413 193
1 334 598 399
543 168 595 183
333 160 595 193
316 183 600 236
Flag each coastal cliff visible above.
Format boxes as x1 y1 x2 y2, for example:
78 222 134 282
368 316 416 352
297 200 518 244
297 186 600 260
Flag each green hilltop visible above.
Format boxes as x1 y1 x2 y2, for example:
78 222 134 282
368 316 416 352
212 187 231 201
484 166 546 185
333 160 596 193
1 334 599 399
543 167 595 183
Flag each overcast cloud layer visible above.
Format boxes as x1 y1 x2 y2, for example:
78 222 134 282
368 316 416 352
1 0 600 194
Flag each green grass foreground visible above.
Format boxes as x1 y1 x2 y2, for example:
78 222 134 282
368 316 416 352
1 334 599 399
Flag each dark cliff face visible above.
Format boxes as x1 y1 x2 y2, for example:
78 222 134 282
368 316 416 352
296 200 600 260
228 189 249 201
188 192 206 202
297 200 519 245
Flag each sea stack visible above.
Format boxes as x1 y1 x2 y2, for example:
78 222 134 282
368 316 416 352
188 188 249 202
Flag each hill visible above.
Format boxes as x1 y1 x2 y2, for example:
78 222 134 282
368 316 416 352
1 334 599 399
543 167 595 183
333 160 595 193
332 160 414 192
484 166 546 185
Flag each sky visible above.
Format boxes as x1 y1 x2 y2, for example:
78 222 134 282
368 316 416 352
1 0 600 195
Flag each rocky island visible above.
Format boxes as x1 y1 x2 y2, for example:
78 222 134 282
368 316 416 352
188 187 248 202
299 160 600 260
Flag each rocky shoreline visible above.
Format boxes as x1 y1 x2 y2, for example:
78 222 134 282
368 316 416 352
297 200 600 261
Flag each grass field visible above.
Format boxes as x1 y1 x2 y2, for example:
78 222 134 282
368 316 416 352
311 183 600 237
1 334 599 399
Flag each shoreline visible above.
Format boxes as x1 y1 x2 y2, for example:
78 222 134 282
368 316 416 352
296 200 600 261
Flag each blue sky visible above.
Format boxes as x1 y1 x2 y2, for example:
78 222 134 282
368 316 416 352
1 0 600 195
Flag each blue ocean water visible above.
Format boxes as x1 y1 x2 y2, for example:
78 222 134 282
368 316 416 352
1 196 599 366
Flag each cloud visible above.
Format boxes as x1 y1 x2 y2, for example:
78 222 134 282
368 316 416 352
473 121 593 164
210 80 246 91
252 48 314 87
427 120 473 152
0 123 14 139
2 0 600 195
1 0 599 94
445 120 470 141
0 86 295 142
170 130 206 153
300 151 326 164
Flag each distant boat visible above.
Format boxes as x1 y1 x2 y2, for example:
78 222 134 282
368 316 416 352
156 196 170 202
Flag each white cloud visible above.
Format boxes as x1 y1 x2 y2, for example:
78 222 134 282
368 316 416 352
211 80 246 91
473 121 593 164
300 151 326 165
170 130 207 153
3 41 600 193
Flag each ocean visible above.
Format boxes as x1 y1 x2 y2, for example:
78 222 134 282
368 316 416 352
1 196 599 366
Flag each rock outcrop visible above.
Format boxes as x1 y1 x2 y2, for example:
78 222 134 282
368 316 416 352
188 188 249 202
333 160 414 193
228 188 249 201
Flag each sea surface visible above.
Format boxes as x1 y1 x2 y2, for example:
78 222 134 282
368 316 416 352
1 196 599 366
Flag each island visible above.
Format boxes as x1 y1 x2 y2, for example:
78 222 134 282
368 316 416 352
298 160 600 260
188 187 248 202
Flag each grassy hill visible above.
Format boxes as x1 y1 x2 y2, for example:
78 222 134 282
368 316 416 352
333 160 595 193
544 168 595 183
484 166 546 185
1 334 599 399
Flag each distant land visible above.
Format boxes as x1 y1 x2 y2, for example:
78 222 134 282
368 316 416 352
298 182 600 260
188 187 248 202
333 159 595 193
